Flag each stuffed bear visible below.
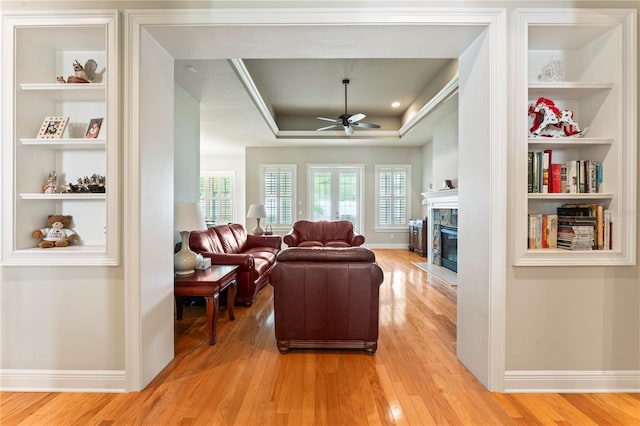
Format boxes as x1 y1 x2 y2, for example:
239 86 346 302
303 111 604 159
32 215 78 248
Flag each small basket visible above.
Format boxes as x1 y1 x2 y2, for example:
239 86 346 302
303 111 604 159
264 224 273 235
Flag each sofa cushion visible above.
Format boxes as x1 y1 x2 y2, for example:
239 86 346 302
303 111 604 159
214 224 244 254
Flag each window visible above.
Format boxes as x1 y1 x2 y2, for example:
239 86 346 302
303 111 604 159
199 172 234 224
260 164 296 228
376 165 411 230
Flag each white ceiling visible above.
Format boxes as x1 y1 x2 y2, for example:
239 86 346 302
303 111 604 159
151 23 485 154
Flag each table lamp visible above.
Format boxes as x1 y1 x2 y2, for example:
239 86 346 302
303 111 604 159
174 201 206 275
246 204 267 235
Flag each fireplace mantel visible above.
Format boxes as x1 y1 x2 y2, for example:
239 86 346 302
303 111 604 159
421 189 458 209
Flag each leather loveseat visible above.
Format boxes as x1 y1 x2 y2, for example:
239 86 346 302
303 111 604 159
270 247 384 354
283 220 365 247
189 223 282 306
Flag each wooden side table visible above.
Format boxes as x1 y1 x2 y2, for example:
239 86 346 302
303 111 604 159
174 265 238 345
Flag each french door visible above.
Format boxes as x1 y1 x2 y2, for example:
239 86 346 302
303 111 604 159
307 165 364 232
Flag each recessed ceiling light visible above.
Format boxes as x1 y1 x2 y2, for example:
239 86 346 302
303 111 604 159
391 101 401 108
186 65 198 73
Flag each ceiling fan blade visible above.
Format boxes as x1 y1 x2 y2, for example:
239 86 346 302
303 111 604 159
344 125 354 136
317 117 337 123
353 121 381 129
317 124 338 131
348 113 366 123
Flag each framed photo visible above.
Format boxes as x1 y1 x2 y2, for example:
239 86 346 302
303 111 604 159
37 116 68 139
85 118 103 139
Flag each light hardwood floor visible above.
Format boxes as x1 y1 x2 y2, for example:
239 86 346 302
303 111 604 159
1 249 638 425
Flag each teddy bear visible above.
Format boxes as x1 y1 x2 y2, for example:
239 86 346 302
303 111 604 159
32 215 78 248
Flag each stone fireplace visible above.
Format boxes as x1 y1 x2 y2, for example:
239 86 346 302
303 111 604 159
421 190 458 272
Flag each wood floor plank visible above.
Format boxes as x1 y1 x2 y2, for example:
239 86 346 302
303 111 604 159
1 249 638 425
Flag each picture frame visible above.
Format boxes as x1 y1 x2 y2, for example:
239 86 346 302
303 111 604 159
37 116 68 139
84 117 103 139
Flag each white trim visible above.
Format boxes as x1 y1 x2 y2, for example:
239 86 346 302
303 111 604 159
485 8 508 393
399 74 459 136
0 369 126 393
504 370 640 393
123 10 143 392
365 243 408 249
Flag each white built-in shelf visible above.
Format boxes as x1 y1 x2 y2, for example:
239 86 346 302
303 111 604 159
528 82 614 98
20 83 106 101
20 138 106 150
2 11 119 266
527 193 613 200
20 193 106 200
514 9 636 267
527 137 613 147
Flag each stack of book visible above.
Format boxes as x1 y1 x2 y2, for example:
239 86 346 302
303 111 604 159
528 204 612 251
557 219 596 250
557 204 611 251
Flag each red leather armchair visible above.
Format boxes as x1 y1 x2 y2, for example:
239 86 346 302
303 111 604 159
283 220 365 247
270 247 384 354
189 223 282 306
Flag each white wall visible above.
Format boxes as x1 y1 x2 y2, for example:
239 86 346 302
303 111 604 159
174 83 200 203
431 111 459 190
245 146 423 247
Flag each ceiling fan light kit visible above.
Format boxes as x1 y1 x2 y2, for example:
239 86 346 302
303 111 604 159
316 78 381 135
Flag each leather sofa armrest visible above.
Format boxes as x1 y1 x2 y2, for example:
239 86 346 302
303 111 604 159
246 234 282 250
200 252 254 271
350 232 365 246
282 230 299 247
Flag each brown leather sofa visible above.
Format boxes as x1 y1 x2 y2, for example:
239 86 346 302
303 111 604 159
270 247 384 354
189 223 282 306
283 220 365 247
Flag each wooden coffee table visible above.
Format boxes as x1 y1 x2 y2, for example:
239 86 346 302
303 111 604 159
174 265 238 345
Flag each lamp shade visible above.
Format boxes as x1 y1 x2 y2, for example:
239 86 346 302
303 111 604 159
246 204 267 219
175 202 206 232
174 202 206 275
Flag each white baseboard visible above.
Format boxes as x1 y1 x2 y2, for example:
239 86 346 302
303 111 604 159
504 370 640 393
0 369 126 393
365 243 407 249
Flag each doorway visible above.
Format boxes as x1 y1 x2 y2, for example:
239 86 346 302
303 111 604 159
308 165 363 231
126 8 507 392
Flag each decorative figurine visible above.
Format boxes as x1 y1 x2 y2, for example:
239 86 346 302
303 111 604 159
538 57 564 82
43 170 57 194
528 97 587 138
57 59 100 83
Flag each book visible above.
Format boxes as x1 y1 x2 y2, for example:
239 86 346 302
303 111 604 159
596 163 603 193
567 160 578 193
532 151 540 193
541 214 548 248
550 163 561 193
528 214 537 249
578 160 586 193
587 160 597 193
542 150 551 193
527 152 534 193
547 214 558 248
560 162 568 193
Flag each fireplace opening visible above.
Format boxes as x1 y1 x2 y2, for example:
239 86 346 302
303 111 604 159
440 226 458 273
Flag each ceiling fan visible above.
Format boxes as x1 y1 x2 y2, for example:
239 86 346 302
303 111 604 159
317 78 381 136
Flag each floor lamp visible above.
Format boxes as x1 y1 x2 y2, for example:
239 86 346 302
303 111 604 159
247 204 267 235
174 202 206 275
